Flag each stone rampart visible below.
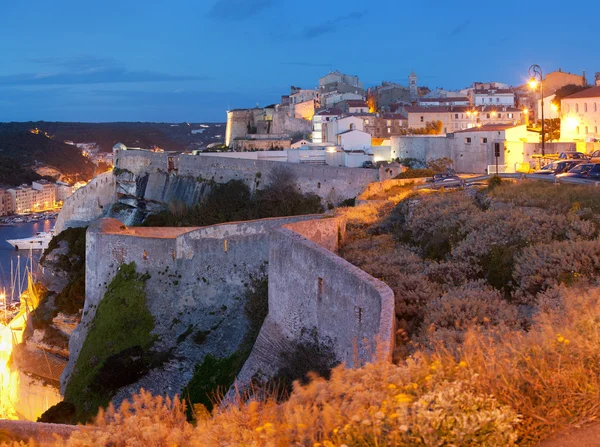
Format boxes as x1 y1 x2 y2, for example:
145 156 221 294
61 214 320 395
114 149 170 176
54 171 115 234
235 217 395 386
178 154 379 203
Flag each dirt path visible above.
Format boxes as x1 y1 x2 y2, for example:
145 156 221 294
538 423 600 446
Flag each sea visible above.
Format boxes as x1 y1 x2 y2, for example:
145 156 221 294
0 219 54 302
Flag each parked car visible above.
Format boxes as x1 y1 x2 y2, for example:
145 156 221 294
555 163 596 179
431 173 462 188
558 151 590 160
589 150 600 162
361 161 376 169
533 160 585 176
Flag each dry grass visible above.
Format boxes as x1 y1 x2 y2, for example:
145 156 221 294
489 180 600 213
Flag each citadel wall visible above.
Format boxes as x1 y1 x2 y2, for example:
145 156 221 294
62 214 319 394
54 171 115 234
235 217 395 387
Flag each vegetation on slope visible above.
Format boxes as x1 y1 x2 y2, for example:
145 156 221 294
0 121 225 152
0 131 95 185
63 262 157 422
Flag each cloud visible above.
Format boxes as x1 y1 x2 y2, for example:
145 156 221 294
0 56 209 86
206 0 275 21
448 20 470 37
294 11 366 40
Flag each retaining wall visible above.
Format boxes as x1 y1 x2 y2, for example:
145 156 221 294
235 217 395 386
54 171 115 234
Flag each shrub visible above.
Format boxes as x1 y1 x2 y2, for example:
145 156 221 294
513 239 600 301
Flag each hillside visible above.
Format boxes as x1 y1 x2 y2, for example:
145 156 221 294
0 131 96 186
0 122 226 153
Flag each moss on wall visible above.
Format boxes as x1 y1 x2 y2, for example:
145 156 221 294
63 262 156 422
182 272 268 417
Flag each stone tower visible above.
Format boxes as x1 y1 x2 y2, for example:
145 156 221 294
409 70 418 101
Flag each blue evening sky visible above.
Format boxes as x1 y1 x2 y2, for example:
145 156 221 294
0 0 597 123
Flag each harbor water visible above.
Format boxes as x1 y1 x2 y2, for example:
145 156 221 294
0 219 54 302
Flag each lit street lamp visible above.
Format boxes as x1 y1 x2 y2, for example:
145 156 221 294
529 64 545 157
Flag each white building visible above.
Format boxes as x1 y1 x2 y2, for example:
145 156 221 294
336 129 372 151
560 85 600 142
419 97 470 107
470 88 515 107
312 108 343 143
290 89 318 105
325 116 365 143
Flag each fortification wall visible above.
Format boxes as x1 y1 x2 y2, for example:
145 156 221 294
54 171 115 234
62 215 318 395
115 150 169 175
235 217 395 386
271 111 312 136
392 136 451 162
178 154 379 203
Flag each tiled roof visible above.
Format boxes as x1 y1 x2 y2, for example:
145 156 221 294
563 86 600 99
453 124 518 133
405 105 521 113
314 107 344 116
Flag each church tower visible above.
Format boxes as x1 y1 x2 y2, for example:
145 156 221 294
409 70 418 101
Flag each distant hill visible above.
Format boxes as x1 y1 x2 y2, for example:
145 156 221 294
0 131 96 187
0 122 227 152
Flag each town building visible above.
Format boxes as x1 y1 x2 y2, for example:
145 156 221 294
419 97 470 107
337 99 369 114
404 105 523 134
469 87 515 107
0 190 11 216
56 182 74 204
319 71 364 95
543 69 587 95
560 85 600 142
409 71 418 101
368 82 411 111
312 108 343 143
364 114 408 137
6 181 58 214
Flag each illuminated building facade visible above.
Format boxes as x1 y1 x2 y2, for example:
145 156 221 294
560 86 600 142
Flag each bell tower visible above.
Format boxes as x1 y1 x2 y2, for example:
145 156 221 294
409 70 418 101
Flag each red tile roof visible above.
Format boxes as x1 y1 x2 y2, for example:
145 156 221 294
564 86 600 99
453 124 518 133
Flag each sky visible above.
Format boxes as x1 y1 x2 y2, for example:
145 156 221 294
0 0 598 123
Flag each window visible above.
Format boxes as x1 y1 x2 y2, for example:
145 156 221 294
498 113 502 118
420 116 424 122
496 98 500 103
455 113 459 119
508 113 513 118
595 103 598 112
487 113 490 118
465 137 472 143
585 126 589 134
364 119 369 124
576 103 579 113
596 126 598 134
387 128 391 133
387 120 392 126
584 103 588 112
489 98 493 103
482 137 488 143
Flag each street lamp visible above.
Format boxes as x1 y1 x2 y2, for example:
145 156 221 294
529 64 545 156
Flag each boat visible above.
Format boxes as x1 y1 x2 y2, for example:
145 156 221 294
6 231 53 251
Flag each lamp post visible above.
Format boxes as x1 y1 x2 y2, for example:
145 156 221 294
529 64 545 157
